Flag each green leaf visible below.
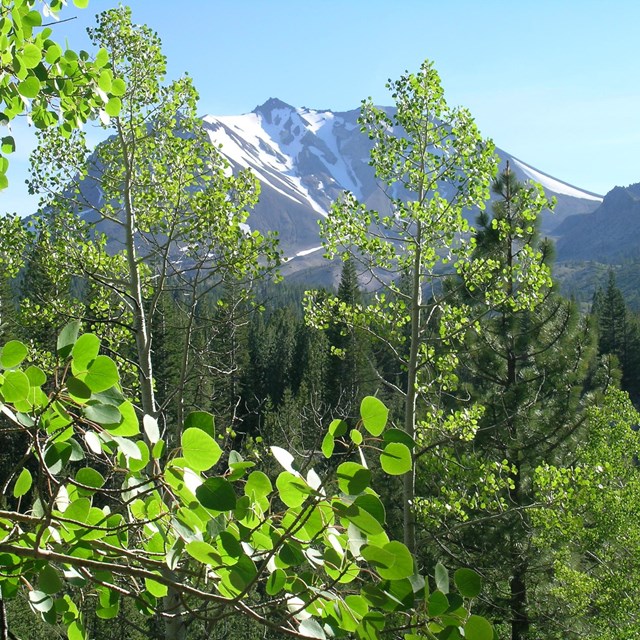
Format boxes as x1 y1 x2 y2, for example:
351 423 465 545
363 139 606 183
361 543 396 571
17 76 40 98
216 531 242 563
266 568 286 595
73 0 90 8
379 442 412 475
1 136 15 154
428 590 449 617
57 321 81 358
23 10 42 27
356 612 385 640
218 555 257 597
64 497 91 523
182 427 222 471
111 78 126 96
128 441 150 473
94 48 110 68
45 43 62 64
350 429 363 445
362 541 413 580
145 576 168 598
276 471 311 508
196 477 237 511
1 340 28 368
360 396 388 436
21 43 41 69
381 578 414 610
83 355 119 392
337 462 371 495
435 562 449 594
38 565 63 594
321 432 334 458
464 615 493 640
84 403 121 426
379 541 414 580
151 439 165 460
105 401 139 436
185 541 221 566
383 428 415 449
227 460 254 482
75 467 105 490
25 366 46 387
13 468 32 497
244 470 273 509
184 411 215 437
67 376 91 400
97 70 112 93
337 503 384 537
71 334 100 372
354 493 385 524
105 96 121 117
328 418 348 436
454 567 482 598
67 619 86 640
2 371 30 402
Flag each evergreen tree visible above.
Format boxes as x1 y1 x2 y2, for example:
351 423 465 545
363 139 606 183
419 167 599 640
326 257 373 417
592 270 640 400
150 291 184 434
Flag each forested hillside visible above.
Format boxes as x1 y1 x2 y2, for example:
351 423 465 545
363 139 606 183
0 4 639 640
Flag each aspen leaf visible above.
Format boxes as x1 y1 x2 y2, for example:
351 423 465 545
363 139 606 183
360 396 388 436
13 468 32 497
182 428 221 471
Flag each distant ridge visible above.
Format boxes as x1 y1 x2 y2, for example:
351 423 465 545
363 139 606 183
555 183 640 262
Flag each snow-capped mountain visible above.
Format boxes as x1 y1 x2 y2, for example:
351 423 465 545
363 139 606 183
201 98 603 272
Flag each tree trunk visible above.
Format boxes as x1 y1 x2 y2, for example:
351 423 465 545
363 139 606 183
509 459 529 640
118 122 187 640
403 220 423 555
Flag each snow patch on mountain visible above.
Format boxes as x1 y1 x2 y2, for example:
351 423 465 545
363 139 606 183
203 114 328 215
283 245 323 263
203 109 327 216
200 99 603 265
511 158 602 202
295 246 323 258
298 107 362 195
202 100 370 219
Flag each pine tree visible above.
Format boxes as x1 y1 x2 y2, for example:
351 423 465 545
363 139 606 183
326 257 373 417
419 167 599 640
592 271 640 401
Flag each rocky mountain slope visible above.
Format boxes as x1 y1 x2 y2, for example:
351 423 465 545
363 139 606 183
555 183 640 262
202 99 603 274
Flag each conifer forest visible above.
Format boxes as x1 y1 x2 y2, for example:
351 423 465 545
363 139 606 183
0 3 639 640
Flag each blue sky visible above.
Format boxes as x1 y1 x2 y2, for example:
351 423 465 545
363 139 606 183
4 0 640 212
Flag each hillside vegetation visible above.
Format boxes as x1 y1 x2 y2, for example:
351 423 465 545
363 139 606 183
0 4 639 640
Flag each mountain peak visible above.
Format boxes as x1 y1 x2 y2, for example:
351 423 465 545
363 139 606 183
253 97 294 115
